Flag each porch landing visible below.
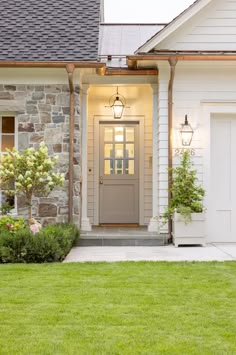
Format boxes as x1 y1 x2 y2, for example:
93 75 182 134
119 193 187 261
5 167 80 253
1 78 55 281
78 227 168 246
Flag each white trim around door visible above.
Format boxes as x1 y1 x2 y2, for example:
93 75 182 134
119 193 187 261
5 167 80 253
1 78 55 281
93 116 145 226
202 102 236 243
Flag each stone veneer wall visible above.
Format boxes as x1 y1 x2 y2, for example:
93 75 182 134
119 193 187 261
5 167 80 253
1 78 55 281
0 84 81 226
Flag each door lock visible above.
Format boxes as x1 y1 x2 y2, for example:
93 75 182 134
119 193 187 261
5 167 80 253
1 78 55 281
99 176 103 184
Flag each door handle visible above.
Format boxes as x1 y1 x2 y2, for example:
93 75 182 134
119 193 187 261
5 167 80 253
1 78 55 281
99 176 103 184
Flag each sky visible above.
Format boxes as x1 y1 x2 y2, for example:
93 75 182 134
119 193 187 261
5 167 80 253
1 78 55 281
104 0 195 23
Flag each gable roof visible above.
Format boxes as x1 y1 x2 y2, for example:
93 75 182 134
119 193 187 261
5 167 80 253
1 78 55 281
0 0 100 62
135 0 212 53
99 23 165 67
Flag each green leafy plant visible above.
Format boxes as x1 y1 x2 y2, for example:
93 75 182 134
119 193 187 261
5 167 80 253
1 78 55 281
0 202 13 215
0 223 79 263
0 142 64 220
162 150 205 224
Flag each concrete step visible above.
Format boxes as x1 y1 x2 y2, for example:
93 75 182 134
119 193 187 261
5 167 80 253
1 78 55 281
77 230 168 246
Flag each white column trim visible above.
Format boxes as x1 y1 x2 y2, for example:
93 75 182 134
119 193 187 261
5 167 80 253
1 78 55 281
148 84 159 232
81 84 92 231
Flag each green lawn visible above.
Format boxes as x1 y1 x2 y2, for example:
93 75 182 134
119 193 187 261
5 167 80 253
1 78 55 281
0 262 236 355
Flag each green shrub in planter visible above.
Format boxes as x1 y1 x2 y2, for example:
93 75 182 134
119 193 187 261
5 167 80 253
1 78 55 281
0 223 79 263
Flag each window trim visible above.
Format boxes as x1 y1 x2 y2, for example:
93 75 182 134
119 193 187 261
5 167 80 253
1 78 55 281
0 113 18 215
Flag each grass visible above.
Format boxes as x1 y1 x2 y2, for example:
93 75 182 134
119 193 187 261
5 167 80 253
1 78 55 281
0 262 236 354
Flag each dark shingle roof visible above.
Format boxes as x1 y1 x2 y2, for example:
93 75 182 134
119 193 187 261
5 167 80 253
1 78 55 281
0 0 100 61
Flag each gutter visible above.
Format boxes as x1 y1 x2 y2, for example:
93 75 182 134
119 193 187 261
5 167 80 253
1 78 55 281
127 53 236 69
0 61 105 69
168 58 177 240
66 64 75 224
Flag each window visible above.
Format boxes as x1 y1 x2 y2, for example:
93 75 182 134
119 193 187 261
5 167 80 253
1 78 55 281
0 116 16 210
103 126 135 175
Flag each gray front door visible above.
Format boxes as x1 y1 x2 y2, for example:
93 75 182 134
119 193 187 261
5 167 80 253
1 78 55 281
99 123 139 224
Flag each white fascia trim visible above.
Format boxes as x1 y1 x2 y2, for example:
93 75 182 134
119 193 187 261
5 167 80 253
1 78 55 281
135 0 213 54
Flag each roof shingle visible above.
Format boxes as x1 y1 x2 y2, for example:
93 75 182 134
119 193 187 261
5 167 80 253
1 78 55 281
0 0 100 61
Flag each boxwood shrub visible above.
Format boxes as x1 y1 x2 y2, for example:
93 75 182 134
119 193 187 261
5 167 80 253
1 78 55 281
0 223 79 263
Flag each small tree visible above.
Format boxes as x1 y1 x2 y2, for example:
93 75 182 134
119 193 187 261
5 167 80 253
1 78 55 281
0 142 64 220
162 150 205 223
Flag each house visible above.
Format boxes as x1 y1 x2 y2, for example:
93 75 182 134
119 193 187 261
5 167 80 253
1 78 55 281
1 0 236 243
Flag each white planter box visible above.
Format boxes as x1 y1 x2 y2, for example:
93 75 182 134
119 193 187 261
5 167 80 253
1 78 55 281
172 212 206 247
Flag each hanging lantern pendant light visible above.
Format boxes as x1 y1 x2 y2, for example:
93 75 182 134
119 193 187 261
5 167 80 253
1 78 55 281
109 87 126 119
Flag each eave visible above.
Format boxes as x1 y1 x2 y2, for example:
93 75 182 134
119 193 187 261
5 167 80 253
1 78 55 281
127 51 236 68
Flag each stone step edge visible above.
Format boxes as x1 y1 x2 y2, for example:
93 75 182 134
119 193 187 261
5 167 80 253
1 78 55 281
80 234 168 240
77 240 166 247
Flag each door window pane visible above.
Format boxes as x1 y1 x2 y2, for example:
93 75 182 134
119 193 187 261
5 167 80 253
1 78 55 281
115 159 123 174
126 144 134 158
2 117 15 134
125 160 134 175
115 144 123 158
104 127 113 142
115 127 124 142
104 144 113 158
126 127 134 142
104 160 114 175
2 135 14 152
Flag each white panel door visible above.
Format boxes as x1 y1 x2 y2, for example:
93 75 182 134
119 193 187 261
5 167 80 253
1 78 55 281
209 116 236 242
99 123 139 224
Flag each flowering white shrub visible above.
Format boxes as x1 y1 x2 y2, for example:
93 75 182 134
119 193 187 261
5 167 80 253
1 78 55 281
0 142 64 219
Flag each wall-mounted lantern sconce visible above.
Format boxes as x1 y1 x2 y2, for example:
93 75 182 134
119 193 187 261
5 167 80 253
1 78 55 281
106 87 127 119
180 114 194 146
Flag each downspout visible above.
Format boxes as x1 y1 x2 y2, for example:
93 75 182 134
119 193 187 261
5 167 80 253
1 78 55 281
168 58 177 239
66 63 75 223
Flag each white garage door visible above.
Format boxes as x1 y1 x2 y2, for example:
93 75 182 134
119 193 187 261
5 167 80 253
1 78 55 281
209 115 236 242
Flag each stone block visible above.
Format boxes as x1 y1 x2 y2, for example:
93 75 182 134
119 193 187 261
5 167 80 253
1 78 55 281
46 94 56 105
52 105 61 113
56 94 69 106
53 144 62 153
14 92 28 100
62 107 70 115
34 124 45 132
35 86 44 92
17 114 30 123
75 85 80 94
59 206 68 215
40 112 51 123
45 85 61 93
4 85 16 91
39 203 57 217
30 115 40 123
16 85 26 91
18 133 29 150
42 218 57 226
52 115 65 124
44 127 62 144
32 92 45 100
62 85 69 92
26 104 38 114
38 104 51 112
63 144 69 152
18 123 34 132
0 92 14 100
74 182 80 196
30 133 44 143
73 197 80 215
